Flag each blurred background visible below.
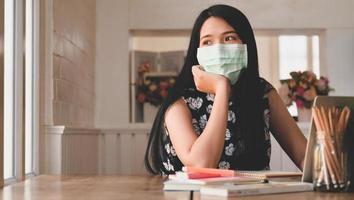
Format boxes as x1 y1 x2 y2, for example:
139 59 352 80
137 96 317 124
1 0 354 184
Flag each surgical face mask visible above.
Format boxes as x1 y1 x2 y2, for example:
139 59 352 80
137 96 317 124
196 43 248 85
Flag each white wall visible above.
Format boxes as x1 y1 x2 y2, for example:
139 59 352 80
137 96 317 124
95 0 130 127
255 35 279 88
132 36 189 52
325 29 354 96
128 0 354 29
96 0 354 127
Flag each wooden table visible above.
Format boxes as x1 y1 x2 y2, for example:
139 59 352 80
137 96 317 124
1 175 353 200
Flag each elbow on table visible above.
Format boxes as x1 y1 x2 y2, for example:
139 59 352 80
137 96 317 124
183 157 219 169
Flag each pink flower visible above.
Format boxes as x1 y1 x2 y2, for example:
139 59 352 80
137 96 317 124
299 81 309 89
296 87 305 97
137 93 146 103
303 87 317 101
295 99 304 108
160 90 168 98
159 81 169 90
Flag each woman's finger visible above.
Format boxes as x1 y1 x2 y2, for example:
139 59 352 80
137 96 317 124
192 65 200 75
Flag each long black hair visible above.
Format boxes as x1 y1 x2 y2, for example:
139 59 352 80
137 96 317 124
144 4 268 175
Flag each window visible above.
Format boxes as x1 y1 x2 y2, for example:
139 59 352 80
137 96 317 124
3 0 38 182
279 35 320 79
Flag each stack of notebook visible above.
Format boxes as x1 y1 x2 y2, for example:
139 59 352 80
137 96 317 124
163 166 313 195
164 174 263 191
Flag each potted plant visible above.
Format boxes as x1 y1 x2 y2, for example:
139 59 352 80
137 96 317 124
279 70 334 122
136 61 176 122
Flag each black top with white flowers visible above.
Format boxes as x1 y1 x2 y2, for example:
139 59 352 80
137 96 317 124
161 78 275 174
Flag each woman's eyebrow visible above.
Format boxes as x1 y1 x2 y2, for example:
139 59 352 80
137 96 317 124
200 31 237 40
200 34 212 40
222 31 237 35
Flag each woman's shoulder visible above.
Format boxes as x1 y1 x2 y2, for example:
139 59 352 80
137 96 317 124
165 90 200 121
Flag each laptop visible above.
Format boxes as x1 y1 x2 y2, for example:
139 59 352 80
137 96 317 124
302 96 354 182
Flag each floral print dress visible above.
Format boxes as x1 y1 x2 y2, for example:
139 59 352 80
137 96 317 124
161 78 275 174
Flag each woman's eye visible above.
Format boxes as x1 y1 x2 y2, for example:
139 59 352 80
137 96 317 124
202 40 212 46
225 36 237 41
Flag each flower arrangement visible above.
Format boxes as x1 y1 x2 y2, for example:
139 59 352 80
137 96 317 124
136 61 176 106
279 71 334 109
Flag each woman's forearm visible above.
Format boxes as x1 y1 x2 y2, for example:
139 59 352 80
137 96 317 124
268 90 307 171
186 85 230 167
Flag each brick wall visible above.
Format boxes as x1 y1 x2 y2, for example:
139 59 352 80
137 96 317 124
52 0 96 127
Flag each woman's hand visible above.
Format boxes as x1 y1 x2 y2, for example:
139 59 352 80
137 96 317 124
192 65 230 95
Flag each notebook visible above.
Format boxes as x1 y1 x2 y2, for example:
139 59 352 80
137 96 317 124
200 181 314 197
163 175 264 191
180 166 302 181
234 170 302 182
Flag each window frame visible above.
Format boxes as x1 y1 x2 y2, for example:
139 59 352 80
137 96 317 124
0 0 4 188
2 0 39 186
25 0 39 177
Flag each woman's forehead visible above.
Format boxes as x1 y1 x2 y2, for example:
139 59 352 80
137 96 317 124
200 17 236 38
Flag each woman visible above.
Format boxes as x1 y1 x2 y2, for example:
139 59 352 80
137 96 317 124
144 4 307 175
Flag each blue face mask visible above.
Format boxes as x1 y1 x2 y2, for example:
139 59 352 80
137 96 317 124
197 43 248 85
